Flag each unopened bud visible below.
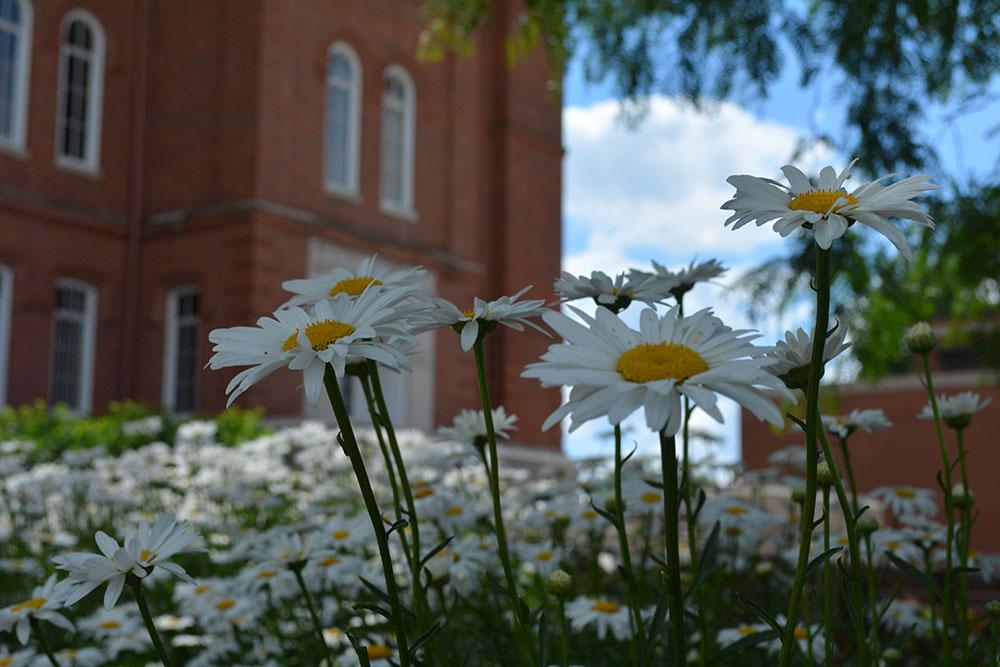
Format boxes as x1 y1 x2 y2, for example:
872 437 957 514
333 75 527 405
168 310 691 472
984 600 1000 619
791 487 807 505
817 461 836 487
546 570 572 597
755 560 774 577
881 647 902 664
952 483 975 509
904 322 936 355
604 494 623 514
858 516 879 535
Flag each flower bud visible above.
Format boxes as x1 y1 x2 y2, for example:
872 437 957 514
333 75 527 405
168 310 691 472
754 560 774 577
546 569 572 597
817 461 836 487
984 599 1000 619
791 487 807 505
858 516 879 535
952 483 975 509
881 647 902 664
604 493 623 514
904 322 935 355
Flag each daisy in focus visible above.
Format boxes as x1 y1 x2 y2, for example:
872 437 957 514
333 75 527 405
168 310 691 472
722 160 935 258
410 286 548 351
554 269 675 312
523 305 791 436
919 391 992 429
764 325 850 391
822 408 893 438
281 255 428 308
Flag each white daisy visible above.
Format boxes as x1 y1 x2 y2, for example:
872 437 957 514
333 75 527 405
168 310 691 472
0 646 34 667
881 598 931 637
253 530 331 570
410 286 548 351
437 407 518 450
870 486 938 520
919 391 991 429
764 325 850 390
722 160 935 258
0 575 75 645
564 596 633 641
48 648 106 667
649 258 727 299
717 622 770 647
281 255 428 308
54 515 199 609
518 542 564 578
822 408 893 438
523 305 792 436
210 289 414 407
554 269 674 312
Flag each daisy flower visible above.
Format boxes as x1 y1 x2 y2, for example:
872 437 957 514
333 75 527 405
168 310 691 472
554 269 674 312
410 286 548 351
564 596 633 640
523 305 792 436
281 255 428 308
649 258 727 300
0 575 75 645
870 486 938 520
49 648 106 667
881 598 931 637
717 622 771 647
822 408 893 438
518 542 564 578
209 289 415 406
722 160 935 258
0 646 34 667
55 515 199 609
919 391 991 430
764 325 850 391
437 407 518 451
253 530 332 570
764 616 824 662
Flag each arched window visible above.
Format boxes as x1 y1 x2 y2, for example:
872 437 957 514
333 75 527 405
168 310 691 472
379 65 415 215
324 42 361 196
55 10 104 172
0 0 32 151
50 279 97 414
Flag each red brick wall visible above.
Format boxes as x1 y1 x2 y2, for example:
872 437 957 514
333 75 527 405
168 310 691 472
742 378 1000 550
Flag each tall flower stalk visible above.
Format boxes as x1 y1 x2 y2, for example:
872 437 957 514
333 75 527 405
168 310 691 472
955 427 972 656
659 431 685 666
128 575 176 667
323 366 413 667
612 424 650 666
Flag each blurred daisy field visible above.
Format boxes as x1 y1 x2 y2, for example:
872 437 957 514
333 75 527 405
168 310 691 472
2 158 998 666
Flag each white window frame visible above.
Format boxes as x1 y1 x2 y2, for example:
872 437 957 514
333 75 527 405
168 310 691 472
379 65 416 218
54 9 104 174
0 0 32 152
49 278 97 414
162 286 200 415
323 41 362 197
0 264 13 406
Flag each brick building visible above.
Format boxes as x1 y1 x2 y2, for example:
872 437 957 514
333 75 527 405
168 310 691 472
742 333 1000 549
0 1 563 448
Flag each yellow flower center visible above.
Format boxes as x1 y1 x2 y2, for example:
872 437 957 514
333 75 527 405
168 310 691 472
738 625 758 636
640 491 662 504
591 600 620 613
195 584 212 594
724 506 749 516
10 597 45 613
57 651 77 660
367 645 393 660
894 488 916 499
616 343 708 383
794 627 808 640
536 551 554 562
446 506 463 516
581 510 598 520
330 276 382 297
462 309 475 318
256 570 278 579
282 331 299 352
0 657 12 666
100 620 122 630
724 526 743 536
140 548 154 562
788 190 858 214
304 320 356 351
332 530 350 540
414 487 434 499
319 556 340 567
887 541 901 550
215 599 236 611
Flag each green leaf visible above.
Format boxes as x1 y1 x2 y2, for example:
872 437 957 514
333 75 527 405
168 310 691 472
709 629 779 662
885 551 942 600
804 547 843 579
412 619 445 652
737 593 782 635
419 536 455 569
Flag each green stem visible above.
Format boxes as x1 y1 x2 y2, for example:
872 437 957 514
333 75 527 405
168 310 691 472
864 534 880 660
779 246 831 667
128 576 175 667
366 362 431 629
920 353 954 666
659 431 686 666
292 566 335 665
822 485 832 667
613 424 649 666
29 617 61 667
472 337 537 665
956 427 971 658
924 549 939 648
838 435 859 513
323 366 412 667
558 597 571 667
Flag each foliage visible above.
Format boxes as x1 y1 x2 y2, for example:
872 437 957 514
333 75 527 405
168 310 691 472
418 0 1000 173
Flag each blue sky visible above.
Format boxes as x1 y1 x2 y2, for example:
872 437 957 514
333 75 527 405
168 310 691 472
558 43 1000 463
